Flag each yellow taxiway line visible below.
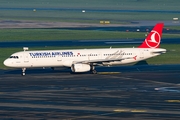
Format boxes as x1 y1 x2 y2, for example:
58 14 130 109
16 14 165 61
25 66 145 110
98 72 121 74
114 109 146 113
166 100 180 103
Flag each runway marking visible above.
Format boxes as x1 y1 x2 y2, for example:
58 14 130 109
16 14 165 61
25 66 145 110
64 112 116 120
154 87 180 92
1 102 180 119
113 109 128 112
68 109 147 119
110 75 180 87
130 109 147 112
114 109 146 113
166 100 180 103
98 72 121 74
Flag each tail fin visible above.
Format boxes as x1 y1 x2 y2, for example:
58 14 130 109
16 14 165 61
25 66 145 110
138 23 164 48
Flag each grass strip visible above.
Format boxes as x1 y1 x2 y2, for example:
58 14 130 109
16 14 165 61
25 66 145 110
0 29 180 42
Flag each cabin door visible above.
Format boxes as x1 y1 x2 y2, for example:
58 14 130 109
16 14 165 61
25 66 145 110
23 52 29 63
57 55 62 62
139 50 144 59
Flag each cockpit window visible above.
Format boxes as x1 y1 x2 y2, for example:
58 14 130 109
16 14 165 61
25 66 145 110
9 56 19 59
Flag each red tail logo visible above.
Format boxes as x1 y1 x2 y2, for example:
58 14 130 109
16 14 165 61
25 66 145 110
138 23 164 48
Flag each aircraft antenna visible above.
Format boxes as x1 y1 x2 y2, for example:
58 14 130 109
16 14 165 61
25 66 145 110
23 47 29 51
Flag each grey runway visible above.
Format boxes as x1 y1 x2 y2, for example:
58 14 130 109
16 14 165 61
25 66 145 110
0 65 180 120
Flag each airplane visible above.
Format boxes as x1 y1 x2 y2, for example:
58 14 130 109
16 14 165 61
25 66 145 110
3 23 166 76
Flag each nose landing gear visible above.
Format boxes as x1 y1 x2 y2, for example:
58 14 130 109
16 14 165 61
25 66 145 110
22 68 26 76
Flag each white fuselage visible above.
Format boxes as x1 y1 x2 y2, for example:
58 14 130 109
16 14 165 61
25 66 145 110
4 48 166 68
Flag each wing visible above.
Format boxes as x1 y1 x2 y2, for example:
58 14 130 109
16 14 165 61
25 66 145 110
74 57 134 64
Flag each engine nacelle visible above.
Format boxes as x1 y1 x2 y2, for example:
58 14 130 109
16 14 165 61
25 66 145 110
71 64 90 72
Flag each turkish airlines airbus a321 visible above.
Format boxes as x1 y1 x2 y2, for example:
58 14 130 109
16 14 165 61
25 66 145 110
4 23 166 76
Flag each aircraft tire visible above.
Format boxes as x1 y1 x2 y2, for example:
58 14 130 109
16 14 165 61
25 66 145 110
92 70 97 74
22 72 25 76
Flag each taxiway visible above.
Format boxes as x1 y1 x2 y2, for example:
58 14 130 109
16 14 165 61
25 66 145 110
0 65 180 119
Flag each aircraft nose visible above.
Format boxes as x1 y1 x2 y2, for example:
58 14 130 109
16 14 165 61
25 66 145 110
3 59 11 67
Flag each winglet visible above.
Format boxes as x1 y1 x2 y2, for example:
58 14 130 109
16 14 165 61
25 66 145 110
138 23 164 48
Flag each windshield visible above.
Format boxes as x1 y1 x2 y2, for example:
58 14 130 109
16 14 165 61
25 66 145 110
9 56 19 59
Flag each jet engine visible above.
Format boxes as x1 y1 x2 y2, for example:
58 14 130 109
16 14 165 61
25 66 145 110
71 64 90 72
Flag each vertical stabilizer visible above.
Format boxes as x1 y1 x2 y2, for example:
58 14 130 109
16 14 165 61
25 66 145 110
138 23 164 48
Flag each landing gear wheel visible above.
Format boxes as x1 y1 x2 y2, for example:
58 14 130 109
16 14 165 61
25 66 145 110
22 72 25 76
90 65 97 74
91 70 97 74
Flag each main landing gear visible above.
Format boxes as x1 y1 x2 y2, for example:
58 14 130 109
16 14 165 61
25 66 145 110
90 65 97 74
51 67 55 70
22 68 26 76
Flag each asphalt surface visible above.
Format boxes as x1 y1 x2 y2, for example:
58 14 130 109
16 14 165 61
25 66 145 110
0 64 180 120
